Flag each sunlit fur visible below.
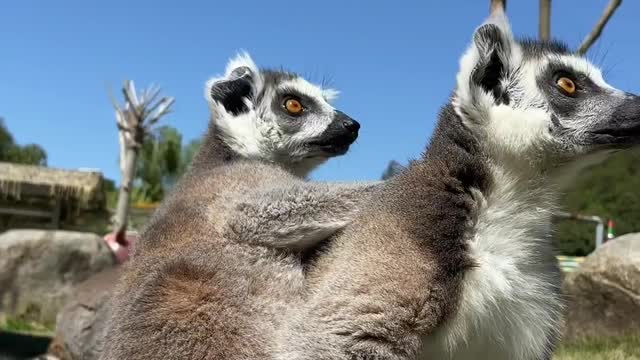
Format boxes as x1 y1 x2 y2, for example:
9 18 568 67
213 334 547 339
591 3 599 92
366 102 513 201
275 11 636 360
428 12 627 360
99 54 377 360
204 52 342 177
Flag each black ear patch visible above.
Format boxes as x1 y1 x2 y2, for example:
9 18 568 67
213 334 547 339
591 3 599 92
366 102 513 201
471 24 510 105
210 66 255 115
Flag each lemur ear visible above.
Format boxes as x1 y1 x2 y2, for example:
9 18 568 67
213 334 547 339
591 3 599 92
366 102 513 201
206 52 264 115
471 24 511 102
456 12 516 107
208 67 255 115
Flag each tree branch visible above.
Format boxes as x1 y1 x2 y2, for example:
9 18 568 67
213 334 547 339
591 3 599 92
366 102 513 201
539 0 551 41
108 79 174 239
124 80 139 108
142 87 161 111
145 96 173 120
576 0 622 56
122 85 143 123
146 98 175 128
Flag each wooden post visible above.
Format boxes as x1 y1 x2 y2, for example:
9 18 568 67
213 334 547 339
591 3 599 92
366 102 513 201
577 0 623 55
490 0 507 15
539 0 551 40
50 196 62 229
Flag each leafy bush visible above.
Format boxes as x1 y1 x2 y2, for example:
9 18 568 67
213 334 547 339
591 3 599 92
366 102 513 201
554 149 640 256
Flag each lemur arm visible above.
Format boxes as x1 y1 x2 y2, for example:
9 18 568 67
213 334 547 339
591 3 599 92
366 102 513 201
222 181 381 250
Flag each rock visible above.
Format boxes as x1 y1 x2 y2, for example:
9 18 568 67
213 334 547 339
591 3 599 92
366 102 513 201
47 267 121 360
562 232 640 340
0 230 115 325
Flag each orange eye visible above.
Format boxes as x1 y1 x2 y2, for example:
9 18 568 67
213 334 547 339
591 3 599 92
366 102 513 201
284 98 303 115
557 77 576 94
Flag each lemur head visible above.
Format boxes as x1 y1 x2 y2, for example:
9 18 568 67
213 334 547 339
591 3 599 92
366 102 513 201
205 52 359 177
454 11 640 181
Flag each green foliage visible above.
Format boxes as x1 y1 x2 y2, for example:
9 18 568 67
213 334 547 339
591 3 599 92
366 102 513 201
103 178 118 209
179 138 203 176
1 316 55 336
130 126 202 204
554 334 640 360
0 118 47 166
0 303 55 335
554 149 640 256
133 125 182 202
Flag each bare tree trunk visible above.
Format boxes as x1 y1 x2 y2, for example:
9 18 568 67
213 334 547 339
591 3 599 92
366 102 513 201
113 145 138 243
577 0 622 55
109 81 174 245
490 0 507 15
539 0 551 40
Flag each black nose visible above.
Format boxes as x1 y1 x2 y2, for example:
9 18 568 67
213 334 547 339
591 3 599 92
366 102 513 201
343 118 360 132
335 110 360 133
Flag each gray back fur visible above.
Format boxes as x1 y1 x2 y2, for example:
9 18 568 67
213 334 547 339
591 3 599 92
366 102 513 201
99 53 378 360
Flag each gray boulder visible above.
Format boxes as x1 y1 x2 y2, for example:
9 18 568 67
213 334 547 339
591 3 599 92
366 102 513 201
47 267 121 360
563 232 640 340
0 229 115 326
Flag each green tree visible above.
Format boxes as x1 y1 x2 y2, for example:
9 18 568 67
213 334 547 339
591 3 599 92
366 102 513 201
178 138 202 176
129 126 204 203
9 144 47 166
554 149 640 256
0 118 47 166
0 118 14 153
133 125 183 203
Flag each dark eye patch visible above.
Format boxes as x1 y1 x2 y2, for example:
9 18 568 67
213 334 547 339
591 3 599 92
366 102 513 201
538 61 611 122
274 87 321 115
543 62 603 96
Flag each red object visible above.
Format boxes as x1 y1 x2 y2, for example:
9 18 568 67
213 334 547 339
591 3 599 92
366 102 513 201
607 219 616 240
103 231 139 263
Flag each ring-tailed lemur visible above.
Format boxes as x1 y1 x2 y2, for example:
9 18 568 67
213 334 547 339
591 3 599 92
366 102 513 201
276 11 640 360
99 53 379 360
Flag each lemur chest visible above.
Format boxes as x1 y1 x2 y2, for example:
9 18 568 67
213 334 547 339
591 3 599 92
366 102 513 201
419 218 562 359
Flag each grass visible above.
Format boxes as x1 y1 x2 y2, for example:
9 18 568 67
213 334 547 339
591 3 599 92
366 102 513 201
0 316 54 337
555 334 640 360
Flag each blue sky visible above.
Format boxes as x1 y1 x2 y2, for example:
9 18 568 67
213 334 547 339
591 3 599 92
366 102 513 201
2 1 639 183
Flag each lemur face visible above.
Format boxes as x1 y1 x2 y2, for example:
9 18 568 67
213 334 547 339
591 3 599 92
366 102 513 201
260 70 359 158
537 59 640 149
205 52 359 177
454 12 640 169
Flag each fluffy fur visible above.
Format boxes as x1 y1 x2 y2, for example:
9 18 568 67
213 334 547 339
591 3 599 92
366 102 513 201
276 11 640 360
99 53 378 360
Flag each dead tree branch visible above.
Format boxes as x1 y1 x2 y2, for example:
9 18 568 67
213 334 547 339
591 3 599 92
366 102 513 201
109 81 174 243
577 0 622 55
